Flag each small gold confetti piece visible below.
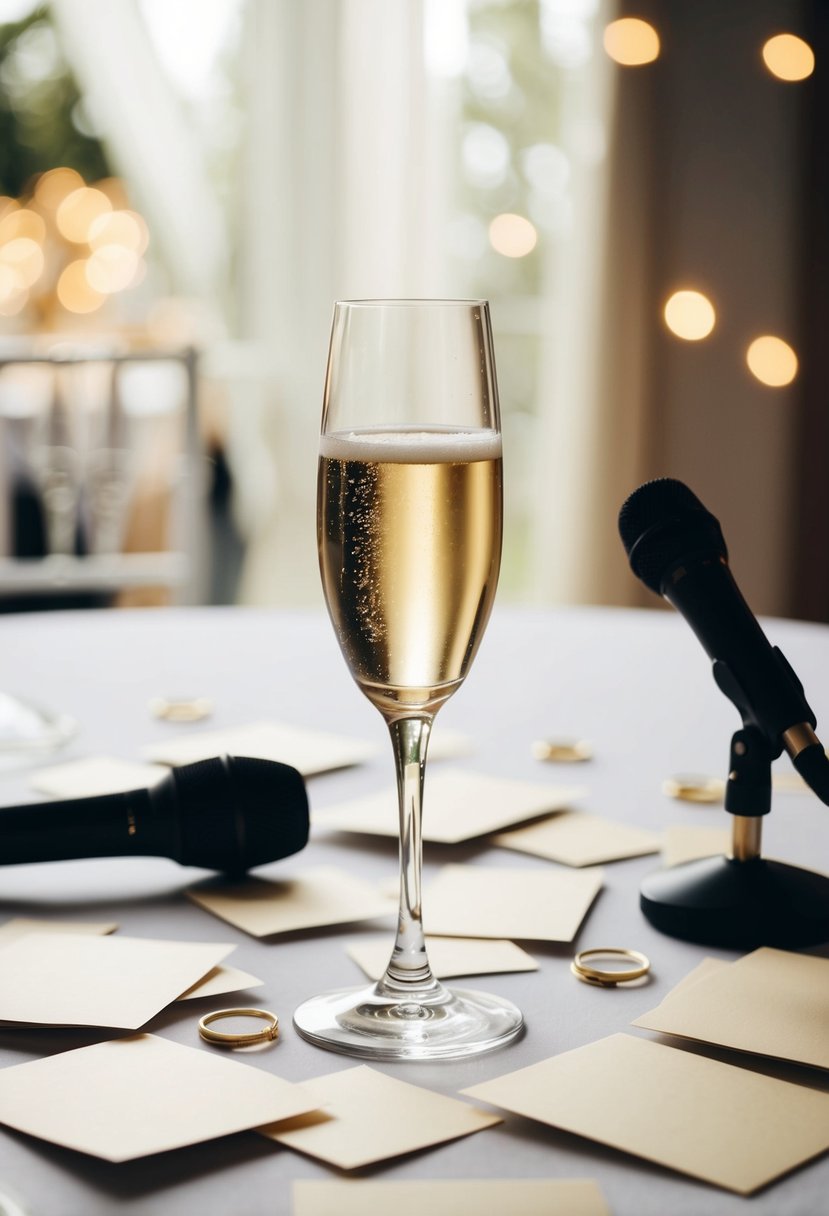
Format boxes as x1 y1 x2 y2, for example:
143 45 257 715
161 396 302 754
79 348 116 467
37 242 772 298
661 774 725 803
149 696 214 723
532 738 593 763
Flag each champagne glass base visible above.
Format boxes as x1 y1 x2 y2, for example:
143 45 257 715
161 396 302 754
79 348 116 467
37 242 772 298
293 982 524 1061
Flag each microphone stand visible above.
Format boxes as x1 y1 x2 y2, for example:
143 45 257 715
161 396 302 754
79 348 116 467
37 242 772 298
641 688 829 949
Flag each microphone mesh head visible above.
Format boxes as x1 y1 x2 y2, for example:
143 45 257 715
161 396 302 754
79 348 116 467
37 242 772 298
174 755 308 872
227 755 309 870
618 477 727 594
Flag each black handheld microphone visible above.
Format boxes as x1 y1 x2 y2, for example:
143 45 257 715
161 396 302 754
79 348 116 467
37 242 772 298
618 478 829 801
0 754 309 875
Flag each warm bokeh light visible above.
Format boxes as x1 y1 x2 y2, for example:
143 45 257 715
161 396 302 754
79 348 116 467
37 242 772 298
663 290 716 340
489 212 538 258
0 208 45 245
746 335 798 386
34 167 85 213
0 237 44 289
56 259 107 313
762 33 815 81
88 210 149 255
56 187 112 244
86 244 140 293
0 258 28 314
603 17 660 66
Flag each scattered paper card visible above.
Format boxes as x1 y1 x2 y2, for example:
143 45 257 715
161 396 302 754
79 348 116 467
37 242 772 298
0 917 117 943
142 719 377 777
0 1033 319 1162
423 864 602 942
30 756 167 798
346 934 538 981
177 963 263 1002
662 824 730 867
493 811 661 867
462 1032 829 1195
0 933 233 1029
260 1064 500 1169
313 770 585 844
188 867 394 938
292 1178 610 1216
633 946 829 1071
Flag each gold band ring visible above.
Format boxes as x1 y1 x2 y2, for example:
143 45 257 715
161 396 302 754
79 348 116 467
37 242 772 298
572 947 650 986
198 1007 279 1047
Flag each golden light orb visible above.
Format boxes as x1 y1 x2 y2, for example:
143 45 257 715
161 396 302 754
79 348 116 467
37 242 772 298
0 208 46 245
663 290 716 341
603 17 660 66
56 187 112 244
488 213 538 258
85 244 140 294
88 210 148 255
762 33 815 81
34 167 85 213
56 259 107 314
746 335 798 386
0 237 45 289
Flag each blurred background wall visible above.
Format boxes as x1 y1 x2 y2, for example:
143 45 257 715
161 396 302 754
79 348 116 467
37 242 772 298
0 0 822 620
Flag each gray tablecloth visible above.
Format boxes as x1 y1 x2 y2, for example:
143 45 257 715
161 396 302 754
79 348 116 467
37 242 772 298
0 605 827 1216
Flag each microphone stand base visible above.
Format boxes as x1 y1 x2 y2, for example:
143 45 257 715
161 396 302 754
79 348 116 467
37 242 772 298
640 854 829 948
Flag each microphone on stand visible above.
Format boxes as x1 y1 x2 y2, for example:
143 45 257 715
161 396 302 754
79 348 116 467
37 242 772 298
619 477 829 790
0 754 309 876
618 477 829 946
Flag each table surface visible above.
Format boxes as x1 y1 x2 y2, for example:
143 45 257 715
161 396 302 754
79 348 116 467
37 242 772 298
0 604 827 1216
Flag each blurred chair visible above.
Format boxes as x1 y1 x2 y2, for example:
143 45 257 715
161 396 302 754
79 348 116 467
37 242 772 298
0 343 204 611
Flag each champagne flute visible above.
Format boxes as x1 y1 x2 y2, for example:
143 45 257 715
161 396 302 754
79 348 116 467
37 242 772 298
293 300 524 1059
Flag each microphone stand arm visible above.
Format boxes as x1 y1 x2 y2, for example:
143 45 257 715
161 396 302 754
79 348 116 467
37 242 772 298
724 725 770 864
712 655 829 806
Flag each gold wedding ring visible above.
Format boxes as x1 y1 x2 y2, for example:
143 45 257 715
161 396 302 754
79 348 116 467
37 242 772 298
532 737 593 762
662 774 724 803
571 947 650 987
198 1008 279 1047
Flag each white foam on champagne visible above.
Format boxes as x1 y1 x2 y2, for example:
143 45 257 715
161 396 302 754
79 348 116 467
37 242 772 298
320 427 502 464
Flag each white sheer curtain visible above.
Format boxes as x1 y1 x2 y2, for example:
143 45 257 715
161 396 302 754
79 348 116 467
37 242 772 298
233 0 449 607
49 0 227 299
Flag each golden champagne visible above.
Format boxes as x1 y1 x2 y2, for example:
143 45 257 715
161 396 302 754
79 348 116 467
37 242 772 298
318 427 502 716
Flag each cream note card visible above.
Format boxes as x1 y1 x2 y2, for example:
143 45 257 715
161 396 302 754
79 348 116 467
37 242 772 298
346 934 538 980
0 920 254 1001
0 933 233 1029
663 824 730 867
494 811 661 867
463 1033 829 1194
188 867 394 938
260 1064 499 1169
31 756 167 798
633 946 829 1071
177 963 263 1001
293 1178 610 1216
313 770 584 844
0 917 117 942
423 864 602 942
0 1033 319 1162
143 719 377 776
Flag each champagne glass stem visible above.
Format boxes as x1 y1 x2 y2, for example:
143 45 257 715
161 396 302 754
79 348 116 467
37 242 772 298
376 715 441 999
